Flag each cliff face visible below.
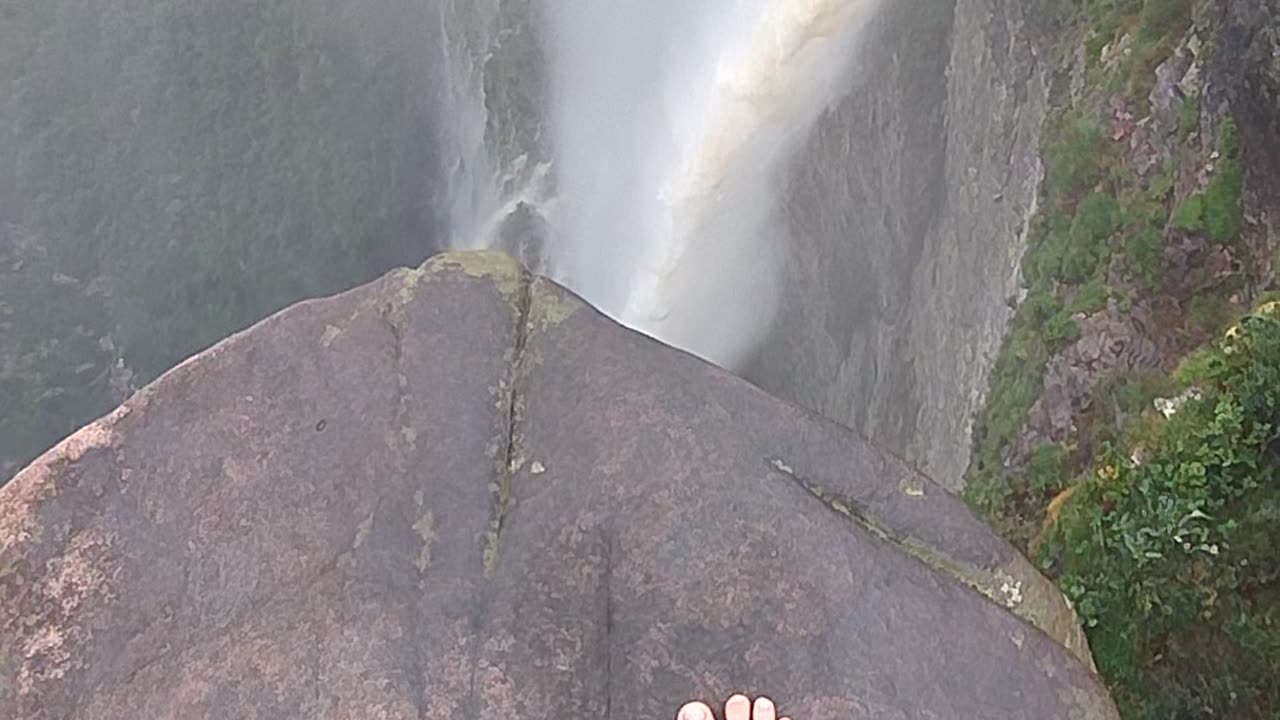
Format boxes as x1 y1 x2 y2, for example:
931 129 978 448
961 0 1280 715
747 0 1053 490
1224 0 1280 251
0 253 1115 719
900 0 1055 487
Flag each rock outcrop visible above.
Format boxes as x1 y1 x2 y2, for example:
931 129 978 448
0 252 1114 719
1026 301 1162 446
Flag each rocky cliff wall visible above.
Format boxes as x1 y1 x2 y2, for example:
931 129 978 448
958 0 1279 714
748 0 1053 490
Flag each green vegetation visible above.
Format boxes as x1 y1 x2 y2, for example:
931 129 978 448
970 159 1072 537
1083 0 1144 34
1179 93 1202 135
1043 306 1280 718
1117 165 1174 291
1066 192 1123 282
1076 0 1195 111
1171 119 1245 243
1136 0 1194 43
1187 294 1238 336
967 5 1277 716
1123 228 1166 290
1045 113 1108 198
1027 442 1073 495
1095 367 1177 418
1172 194 1208 230
1082 0 1142 61
968 0 1246 545
1067 279 1113 315
966 107 1130 546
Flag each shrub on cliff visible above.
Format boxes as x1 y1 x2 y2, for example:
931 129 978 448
1046 114 1107 197
1046 304 1280 718
1137 0 1193 42
1171 119 1244 244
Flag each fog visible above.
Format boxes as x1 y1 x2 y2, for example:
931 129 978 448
0 0 454 478
0 0 882 478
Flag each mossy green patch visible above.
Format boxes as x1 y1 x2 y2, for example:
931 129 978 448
529 280 584 332
1067 279 1112 316
1171 119 1245 244
412 510 436 573
1122 228 1165 290
1136 0 1193 43
966 12 1277 715
1179 93 1201 136
1045 113 1108 198
963 0 1280 707
428 251 526 301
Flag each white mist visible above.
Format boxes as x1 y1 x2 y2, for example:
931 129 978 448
540 0 877 369
456 0 879 370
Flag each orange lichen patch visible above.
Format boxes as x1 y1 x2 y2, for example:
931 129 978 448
1046 486 1077 524
1030 485 1077 558
0 405 127 555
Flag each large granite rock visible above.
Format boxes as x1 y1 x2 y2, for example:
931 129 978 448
0 252 1116 719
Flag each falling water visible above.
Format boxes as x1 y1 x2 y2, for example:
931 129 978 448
450 0 879 369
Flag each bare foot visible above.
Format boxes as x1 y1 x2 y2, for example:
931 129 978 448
677 694 791 720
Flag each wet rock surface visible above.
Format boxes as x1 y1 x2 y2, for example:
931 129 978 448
0 253 1114 719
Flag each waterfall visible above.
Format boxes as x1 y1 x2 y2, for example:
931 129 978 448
432 0 503 250
449 0 879 369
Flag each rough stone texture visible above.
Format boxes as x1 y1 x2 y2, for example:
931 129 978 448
900 0 1054 488
0 252 1115 719
1025 302 1162 445
1002 0 1280 473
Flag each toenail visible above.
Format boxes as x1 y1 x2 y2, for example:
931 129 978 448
681 705 709 720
